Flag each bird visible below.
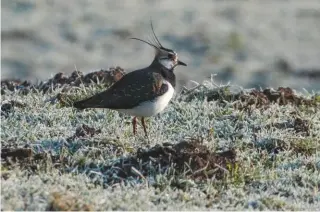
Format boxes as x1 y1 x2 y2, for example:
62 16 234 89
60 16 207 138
73 22 187 137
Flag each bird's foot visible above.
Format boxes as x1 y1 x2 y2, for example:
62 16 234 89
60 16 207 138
132 117 137 135
141 117 148 138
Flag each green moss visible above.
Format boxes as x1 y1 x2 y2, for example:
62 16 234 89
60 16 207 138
290 138 319 155
260 197 295 210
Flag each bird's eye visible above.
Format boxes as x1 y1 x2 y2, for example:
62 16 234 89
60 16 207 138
168 53 175 60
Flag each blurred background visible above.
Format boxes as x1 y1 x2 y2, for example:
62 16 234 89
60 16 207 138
2 0 320 91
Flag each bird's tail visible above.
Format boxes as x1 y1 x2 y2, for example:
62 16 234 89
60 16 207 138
73 99 87 109
73 92 105 109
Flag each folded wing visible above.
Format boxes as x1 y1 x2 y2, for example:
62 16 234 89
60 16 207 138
73 71 168 110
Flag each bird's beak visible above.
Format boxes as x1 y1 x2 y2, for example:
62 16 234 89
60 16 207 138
177 60 187 66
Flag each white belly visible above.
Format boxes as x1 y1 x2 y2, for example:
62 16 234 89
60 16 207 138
116 80 174 117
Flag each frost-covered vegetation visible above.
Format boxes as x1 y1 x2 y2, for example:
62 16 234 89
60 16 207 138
1 71 320 210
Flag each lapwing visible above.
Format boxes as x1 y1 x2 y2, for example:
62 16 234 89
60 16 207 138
73 22 187 136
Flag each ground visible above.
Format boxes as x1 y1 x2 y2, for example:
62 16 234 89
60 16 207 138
1 69 320 210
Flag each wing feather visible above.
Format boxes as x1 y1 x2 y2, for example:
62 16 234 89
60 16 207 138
73 70 168 110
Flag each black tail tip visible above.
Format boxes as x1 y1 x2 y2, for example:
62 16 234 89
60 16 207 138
73 101 86 109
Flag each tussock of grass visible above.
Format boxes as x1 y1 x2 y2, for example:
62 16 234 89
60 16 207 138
1 76 320 210
48 191 93 211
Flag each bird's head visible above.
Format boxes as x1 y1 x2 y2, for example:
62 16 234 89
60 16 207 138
130 22 187 70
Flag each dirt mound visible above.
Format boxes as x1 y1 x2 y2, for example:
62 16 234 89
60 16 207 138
103 138 236 184
1 100 26 118
139 140 236 179
1 138 236 185
1 67 125 94
187 86 319 108
234 87 319 110
66 124 102 141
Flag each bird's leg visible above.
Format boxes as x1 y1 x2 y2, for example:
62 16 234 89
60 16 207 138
132 116 137 135
141 117 148 137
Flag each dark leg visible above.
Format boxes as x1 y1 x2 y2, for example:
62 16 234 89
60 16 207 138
141 117 148 137
132 117 137 135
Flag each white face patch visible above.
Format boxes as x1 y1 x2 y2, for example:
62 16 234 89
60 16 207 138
159 59 175 69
